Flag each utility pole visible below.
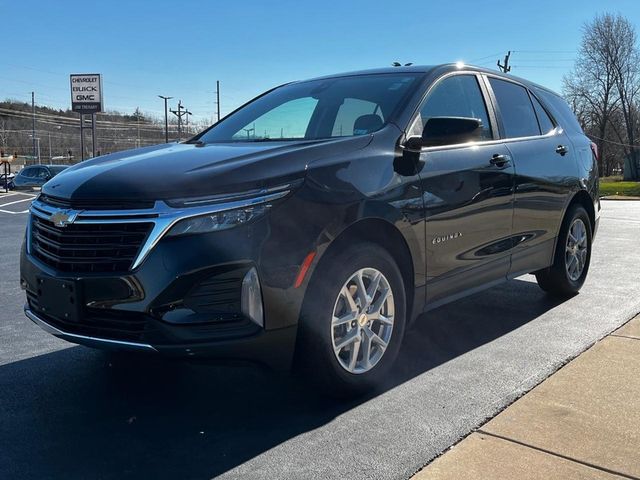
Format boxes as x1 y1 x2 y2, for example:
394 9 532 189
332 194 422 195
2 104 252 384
497 51 511 73
170 100 188 141
215 80 220 122
242 126 254 139
158 95 172 143
31 92 36 164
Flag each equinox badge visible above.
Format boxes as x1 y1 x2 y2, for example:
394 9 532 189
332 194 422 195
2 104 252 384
432 232 463 245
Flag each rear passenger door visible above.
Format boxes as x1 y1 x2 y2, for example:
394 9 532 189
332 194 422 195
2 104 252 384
415 74 516 306
485 76 575 277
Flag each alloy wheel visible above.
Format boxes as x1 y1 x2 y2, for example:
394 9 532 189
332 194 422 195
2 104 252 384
330 268 394 374
565 218 588 281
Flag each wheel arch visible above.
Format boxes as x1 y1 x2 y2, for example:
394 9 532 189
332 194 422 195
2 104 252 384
550 189 596 262
568 189 596 234
310 218 416 323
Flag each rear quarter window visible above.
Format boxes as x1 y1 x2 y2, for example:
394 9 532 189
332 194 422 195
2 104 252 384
489 78 540 138
532 87 584 135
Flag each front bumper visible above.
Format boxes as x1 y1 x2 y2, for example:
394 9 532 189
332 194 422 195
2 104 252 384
20 209 304 370
25 307 158 352
24 305 297 369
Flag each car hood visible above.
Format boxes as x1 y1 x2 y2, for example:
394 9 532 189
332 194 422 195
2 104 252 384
41 136 372 204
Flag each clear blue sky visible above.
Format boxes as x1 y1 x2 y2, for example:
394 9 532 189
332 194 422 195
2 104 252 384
2 0 640 123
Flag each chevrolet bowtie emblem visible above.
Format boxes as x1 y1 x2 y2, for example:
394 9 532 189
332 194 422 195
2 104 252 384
49 209 78 228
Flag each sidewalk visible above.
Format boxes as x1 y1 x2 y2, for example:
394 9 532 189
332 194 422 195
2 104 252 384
414 314 640 480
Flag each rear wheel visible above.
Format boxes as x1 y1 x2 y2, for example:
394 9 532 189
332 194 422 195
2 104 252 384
535 204 592 297
296 243 406 397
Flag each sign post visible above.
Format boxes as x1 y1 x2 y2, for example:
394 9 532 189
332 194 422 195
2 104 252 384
70 74 103 160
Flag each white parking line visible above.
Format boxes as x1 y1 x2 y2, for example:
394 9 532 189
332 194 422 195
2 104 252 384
0 192 36 198
0 209 29 214
0 197 34 208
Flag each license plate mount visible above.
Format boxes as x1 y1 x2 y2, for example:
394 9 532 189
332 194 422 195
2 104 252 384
36 276 82 323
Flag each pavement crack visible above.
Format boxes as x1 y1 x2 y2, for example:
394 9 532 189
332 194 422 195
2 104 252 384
476 429 640 480
610 334 640 341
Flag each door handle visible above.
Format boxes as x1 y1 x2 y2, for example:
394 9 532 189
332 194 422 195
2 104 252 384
490 154 511 167
556 145 569 156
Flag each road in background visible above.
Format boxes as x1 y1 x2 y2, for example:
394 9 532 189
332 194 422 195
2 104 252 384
1 201 639 480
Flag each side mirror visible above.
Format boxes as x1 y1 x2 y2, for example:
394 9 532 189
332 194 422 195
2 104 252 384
403 135 424 152
421 117 483 147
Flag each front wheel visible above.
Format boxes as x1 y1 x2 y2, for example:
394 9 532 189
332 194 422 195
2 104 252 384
535 204 592 297
296 243 406 397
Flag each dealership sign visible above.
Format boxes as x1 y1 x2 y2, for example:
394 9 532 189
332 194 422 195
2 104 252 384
70 74 103 113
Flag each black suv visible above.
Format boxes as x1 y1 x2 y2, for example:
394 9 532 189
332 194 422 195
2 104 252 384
21 64 598 394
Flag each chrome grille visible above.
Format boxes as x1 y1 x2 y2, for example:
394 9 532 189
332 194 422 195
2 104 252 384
31 215 152 273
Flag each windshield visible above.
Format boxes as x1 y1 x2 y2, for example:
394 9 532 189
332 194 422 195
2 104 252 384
196 73 420 143
49 166 68 176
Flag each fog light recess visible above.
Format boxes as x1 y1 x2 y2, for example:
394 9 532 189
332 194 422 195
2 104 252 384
241 267 264 327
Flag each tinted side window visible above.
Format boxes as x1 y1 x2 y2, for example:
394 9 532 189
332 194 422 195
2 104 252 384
332 98 383 136
20 168 34 178
418 75 492 141
533 88 584 134
489 78 540 138
531 95 555 134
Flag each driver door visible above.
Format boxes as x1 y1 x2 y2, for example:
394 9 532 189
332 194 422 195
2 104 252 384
415 74 516 306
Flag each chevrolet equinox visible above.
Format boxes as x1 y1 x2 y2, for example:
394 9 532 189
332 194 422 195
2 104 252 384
21 64 599 394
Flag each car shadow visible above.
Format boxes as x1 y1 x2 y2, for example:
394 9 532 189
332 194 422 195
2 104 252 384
0 277 563 479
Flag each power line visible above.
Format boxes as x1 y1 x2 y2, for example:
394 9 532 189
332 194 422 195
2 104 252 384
512 50 576 54
511 65 572 69
588 133 640 148
468 52 503 63
0 107 169 129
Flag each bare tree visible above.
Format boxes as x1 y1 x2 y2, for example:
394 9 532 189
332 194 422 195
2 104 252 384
612 17 640 179
563 13 640 179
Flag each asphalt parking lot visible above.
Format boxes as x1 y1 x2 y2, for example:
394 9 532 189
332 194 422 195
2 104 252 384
1 199 639 480
0 192 36 215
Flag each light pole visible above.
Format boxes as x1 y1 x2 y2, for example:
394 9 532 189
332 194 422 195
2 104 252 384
185 110 192 135
29 135 41 163
158 95 172 143
48 126 61 163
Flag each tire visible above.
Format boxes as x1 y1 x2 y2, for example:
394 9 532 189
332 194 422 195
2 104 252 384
295 243 406 397
535 204 592 297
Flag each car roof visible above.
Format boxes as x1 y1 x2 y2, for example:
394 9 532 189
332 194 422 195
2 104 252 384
26 164 68 168
297 63 559 96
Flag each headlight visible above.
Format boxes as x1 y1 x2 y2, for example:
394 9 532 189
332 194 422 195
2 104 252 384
166 204 268 237
163 180 303 238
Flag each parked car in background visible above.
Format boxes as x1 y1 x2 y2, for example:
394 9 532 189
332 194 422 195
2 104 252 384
1 172 15 190
12 165 68 190
21 64 599 396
